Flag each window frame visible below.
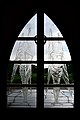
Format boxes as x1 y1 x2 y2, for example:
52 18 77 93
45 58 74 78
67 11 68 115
7 12 74 108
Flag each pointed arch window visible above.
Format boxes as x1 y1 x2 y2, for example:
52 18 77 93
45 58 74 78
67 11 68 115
7 12 74 108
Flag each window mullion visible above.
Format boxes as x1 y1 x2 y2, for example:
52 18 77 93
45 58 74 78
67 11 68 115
37 12 44 108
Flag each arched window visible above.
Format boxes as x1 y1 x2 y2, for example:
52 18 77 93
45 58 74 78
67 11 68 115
7 12 74 108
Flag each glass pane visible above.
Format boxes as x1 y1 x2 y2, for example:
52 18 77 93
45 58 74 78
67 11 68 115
10 41 37 61
44 41 71 61
44 13 63 37
44 87 74 108
44 63 74 84
18 14 37 37
7 63 37 84
7 87 37 108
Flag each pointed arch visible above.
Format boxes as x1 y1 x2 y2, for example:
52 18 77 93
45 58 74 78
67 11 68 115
44 13 63 37
44 13 71 61
10 14 37 61
18 14 37 37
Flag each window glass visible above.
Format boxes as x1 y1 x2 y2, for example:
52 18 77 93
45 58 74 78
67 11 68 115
44 14 63 37
44 41 71 61
10 41 37 61
18 14 37 37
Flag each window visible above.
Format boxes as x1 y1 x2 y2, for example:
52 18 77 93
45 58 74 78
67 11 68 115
7 12 74 108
